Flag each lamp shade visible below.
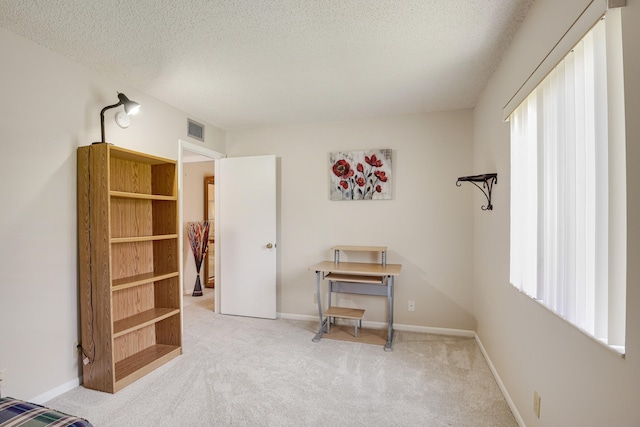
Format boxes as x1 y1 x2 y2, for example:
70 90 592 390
118 93 140 115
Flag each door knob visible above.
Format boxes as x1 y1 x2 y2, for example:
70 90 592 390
266 243 274 249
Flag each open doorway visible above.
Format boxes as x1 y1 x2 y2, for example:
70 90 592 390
178 140 224 317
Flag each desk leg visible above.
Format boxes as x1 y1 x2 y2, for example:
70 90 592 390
312 270 325 342
385 276 395 351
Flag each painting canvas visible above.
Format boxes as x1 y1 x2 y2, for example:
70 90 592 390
330 149 392 200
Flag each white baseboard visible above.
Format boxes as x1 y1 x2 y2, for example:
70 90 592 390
278 312 475 337
29 377 81 405
474 334 525 427
393 322 475 337
277 312 315 322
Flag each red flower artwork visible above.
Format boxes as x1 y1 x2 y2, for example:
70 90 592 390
329 149 391 200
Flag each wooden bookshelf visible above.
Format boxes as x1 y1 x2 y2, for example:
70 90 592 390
78 144 182 393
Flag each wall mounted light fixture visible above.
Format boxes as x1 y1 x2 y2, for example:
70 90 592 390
98 92 140 143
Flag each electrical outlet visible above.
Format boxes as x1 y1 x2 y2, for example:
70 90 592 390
0 370 6 388
408 300 415 312
533 391 541 418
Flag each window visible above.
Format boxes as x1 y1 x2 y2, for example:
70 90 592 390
509 15 626 353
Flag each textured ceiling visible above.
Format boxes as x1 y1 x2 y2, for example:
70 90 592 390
0 0 533 130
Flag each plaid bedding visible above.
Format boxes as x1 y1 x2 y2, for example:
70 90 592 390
0 397 93 427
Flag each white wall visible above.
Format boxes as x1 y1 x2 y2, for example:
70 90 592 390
473 0 640 425
225 111 476 331
0 28 225 401
182 161 214 294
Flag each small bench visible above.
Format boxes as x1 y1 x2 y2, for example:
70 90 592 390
324 306 365 337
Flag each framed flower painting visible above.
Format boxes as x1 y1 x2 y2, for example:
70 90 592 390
329 149 392 200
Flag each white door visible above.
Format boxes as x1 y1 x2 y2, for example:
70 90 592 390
218 155 277 319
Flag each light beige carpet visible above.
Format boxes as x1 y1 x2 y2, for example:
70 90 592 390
46 289 517 426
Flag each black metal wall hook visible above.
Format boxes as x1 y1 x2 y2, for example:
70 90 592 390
456 173 498 211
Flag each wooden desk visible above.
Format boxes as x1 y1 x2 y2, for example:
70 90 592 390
309 258 402 351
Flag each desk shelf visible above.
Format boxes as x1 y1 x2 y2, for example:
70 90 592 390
332 245 388 265
324 273 384 284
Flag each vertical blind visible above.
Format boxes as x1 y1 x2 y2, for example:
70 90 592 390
509 17 624 349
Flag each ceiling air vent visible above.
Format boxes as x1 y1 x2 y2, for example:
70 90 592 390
187 119 204 142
